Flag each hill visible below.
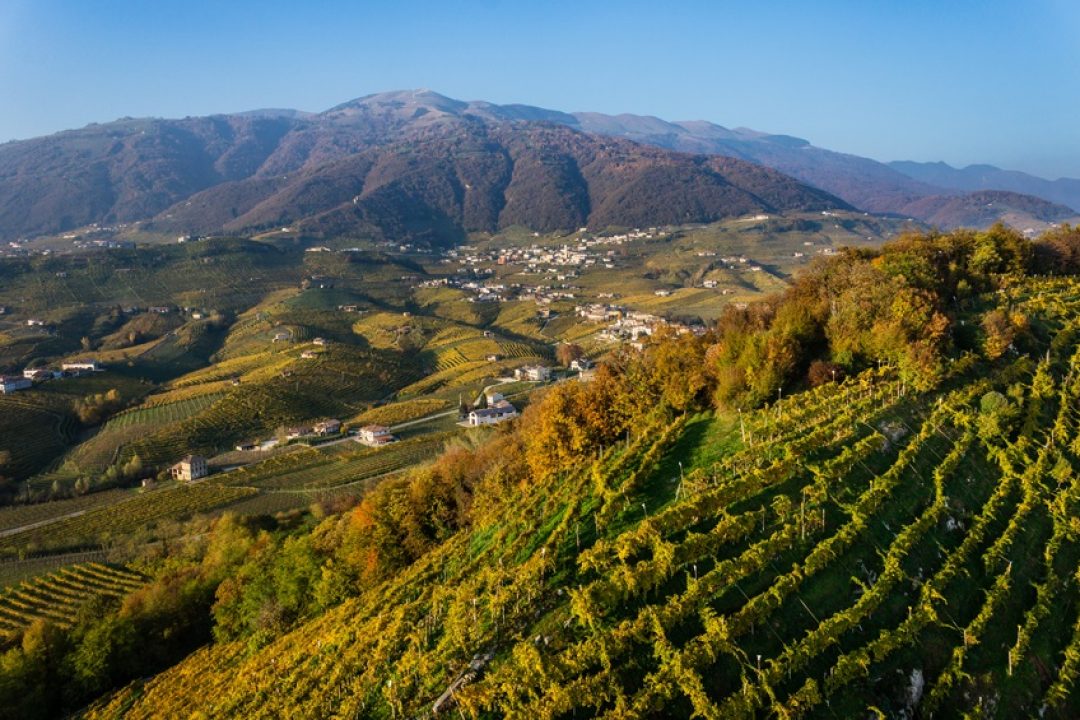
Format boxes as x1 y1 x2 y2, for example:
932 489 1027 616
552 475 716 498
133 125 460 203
897 190 1079 231
891 160 1080 213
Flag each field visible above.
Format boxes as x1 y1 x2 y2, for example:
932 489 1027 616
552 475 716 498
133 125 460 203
85 277 1080 719
0 482 257 558
0 563 145 635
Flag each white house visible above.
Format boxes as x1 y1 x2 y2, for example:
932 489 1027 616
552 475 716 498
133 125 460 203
515 365 552 382
168 455 208 482
467 401 518 426
357 425 396 446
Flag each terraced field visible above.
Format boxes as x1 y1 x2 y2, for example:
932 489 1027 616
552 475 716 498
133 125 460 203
0 563 145 634
0 483 257 558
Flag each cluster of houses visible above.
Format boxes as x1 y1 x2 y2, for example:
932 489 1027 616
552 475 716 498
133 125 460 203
285 418 343 441
0 360 103 395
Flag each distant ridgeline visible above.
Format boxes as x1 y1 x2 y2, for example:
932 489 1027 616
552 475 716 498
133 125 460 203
0 223 1078 718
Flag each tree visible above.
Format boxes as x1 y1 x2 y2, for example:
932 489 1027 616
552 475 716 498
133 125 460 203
556 343 585 367
807 360 843 387
981 309 1015 359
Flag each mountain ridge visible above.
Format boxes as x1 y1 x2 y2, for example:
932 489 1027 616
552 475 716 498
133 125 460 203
0 89 1075 242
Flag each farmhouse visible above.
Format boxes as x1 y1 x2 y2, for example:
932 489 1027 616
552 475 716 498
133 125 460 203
515 365 552 382
26 318 45 327
313 419 342 436
0 376 32 394
300 350 319 359
286 425 313 440
467 401 519 426
570 358 594 372
272 332 291 343
62 360 102 373
357 425 396 446
169 455 208 482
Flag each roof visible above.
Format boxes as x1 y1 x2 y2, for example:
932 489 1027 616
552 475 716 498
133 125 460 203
360 424 390 432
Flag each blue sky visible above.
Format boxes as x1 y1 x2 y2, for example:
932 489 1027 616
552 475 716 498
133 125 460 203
1 0 1078 178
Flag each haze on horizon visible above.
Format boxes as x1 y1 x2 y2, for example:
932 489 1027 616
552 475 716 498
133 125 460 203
2 0 1078 180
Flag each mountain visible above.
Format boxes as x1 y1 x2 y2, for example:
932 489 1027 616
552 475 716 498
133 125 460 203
562 113 946 213
0 89 1074 242
889 160 1080 213
0 90 848 243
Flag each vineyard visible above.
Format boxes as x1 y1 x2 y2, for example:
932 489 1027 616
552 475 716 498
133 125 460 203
0 483 256 558
86 281 1080 719
218 435 447 492
0 563 145 635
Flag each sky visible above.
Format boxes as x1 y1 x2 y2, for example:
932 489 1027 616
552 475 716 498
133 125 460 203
1 0 1078 179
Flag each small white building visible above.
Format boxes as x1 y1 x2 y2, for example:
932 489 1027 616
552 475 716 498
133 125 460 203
62 360 102 373
357 425 396 446
570 358 593 372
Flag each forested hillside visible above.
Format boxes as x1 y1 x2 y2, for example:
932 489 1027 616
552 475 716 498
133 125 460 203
3 225 1080 718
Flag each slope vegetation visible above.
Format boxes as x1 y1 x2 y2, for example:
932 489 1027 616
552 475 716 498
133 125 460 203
69 225 1080 720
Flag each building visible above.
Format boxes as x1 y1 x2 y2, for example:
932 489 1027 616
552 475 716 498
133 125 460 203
515 365 552 382
300 350 319 359
312 337 328 346
272 332 291 343
0 376 32 394
286 425 313 440
62 360 101 373
169 455 208 482
26 318 45 327
467 401 519 426
23 368 61 380
357 425 396 446
313 419 342 436
148 306 171 314
570 358 594 372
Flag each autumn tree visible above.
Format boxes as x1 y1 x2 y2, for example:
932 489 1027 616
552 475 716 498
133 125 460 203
556 343 585 367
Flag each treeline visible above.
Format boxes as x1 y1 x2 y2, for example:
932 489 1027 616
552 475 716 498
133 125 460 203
0 516 257 719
